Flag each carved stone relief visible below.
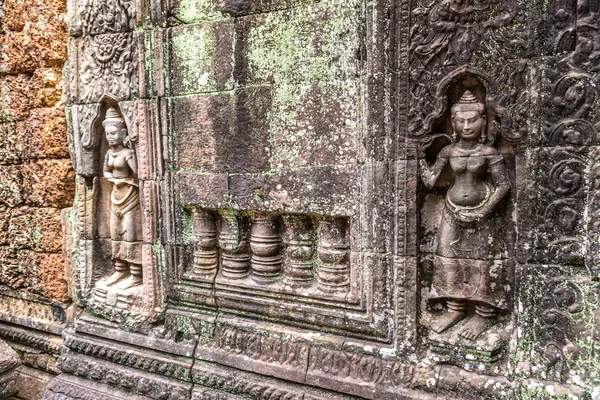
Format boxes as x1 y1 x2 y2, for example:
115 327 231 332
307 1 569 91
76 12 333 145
68 97 162 325
419 70 515 348
77 33 136 104
183 208 351 296
73 0 135 36
409 0 530 139
46 0 600 399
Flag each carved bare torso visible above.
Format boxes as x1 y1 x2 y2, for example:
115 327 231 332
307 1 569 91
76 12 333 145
105 149 135 179
447 150 489 207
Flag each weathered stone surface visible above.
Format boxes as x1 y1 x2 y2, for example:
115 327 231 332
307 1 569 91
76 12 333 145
172 90 270 172
0 0 72 393
8 207 63 252
0 123 22 165
21 160 75 208
0 0 67 74
0 338 19 399
168 20 234 95
0 165 23 207
228 165 357 215
39 1 600 400
23 107 69 159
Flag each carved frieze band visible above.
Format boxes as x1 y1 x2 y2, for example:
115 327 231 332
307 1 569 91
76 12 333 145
57 353 192 399
63 334 192 381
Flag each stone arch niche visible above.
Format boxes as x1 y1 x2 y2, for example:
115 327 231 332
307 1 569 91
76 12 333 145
417 67 520 366
69 95 163 326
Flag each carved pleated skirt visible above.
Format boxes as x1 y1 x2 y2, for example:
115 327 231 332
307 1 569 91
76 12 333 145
110 183 143 265
429 198 510 311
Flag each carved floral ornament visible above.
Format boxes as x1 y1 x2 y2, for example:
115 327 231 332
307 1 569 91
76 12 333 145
77 0 134 35
409 1 529 138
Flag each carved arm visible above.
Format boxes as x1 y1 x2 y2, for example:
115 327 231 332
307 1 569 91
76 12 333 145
103 152 113 179
420 156 448 189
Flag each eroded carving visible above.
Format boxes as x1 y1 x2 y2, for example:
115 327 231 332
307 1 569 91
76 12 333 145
420 86 511 341
316 217 350 293
77 0 135 35
250 214 282 284
218 211 251 279
282 215 314 287
185 208 218 280
409 0 529 138
79 33 135 103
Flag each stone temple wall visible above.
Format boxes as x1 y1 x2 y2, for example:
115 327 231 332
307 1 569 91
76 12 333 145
0 0 597 399
0 0 73 397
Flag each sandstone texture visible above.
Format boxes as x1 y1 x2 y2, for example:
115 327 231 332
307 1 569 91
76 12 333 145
0 0 72 398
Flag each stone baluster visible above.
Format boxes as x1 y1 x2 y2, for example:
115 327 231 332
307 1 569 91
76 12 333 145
282 215 314 287
250 213 282 284
218 210 250 279
317 217 350 293
185 208 218 279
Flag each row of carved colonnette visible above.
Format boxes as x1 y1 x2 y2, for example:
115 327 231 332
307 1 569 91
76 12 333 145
186 209 350 293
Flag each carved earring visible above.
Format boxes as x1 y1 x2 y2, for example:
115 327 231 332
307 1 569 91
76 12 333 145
480 117 487 143
451 117 458 142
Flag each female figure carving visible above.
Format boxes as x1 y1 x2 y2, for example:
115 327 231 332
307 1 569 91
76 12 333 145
420 90 511 340
102 107 143 289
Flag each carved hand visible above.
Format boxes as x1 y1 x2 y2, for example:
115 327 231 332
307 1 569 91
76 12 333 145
455 209 487 223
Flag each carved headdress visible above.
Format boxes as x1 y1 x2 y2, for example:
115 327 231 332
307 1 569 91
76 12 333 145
103 106 132 148
451 90 485 115
450 90 487 142
104 107 124 124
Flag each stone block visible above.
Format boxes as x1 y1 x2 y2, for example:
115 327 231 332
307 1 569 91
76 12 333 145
172 93 233 171
0 123 23 165
22 107 69 159
229 165 357 215
177 172 229 208
37 252 70 302
168 20 234 95
169 0 226 23
0 75 34 122
0 339 19 399
172 91 270 172
0 0 67 74
0 165 23 207
241 3 360 86
0 70 63 124
15 365 56 400
269 81 359 169
2 0 27 32
8 207 63 252
21 159 75 208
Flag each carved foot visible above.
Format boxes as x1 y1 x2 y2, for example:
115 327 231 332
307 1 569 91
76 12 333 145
459 314 496 341
104 270 129 286
116 274 142 290
431 310 466 333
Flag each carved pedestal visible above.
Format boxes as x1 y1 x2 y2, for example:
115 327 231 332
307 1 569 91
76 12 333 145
0 339 19 399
